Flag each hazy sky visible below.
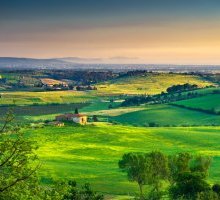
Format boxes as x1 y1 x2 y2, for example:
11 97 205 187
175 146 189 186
1 0 220 64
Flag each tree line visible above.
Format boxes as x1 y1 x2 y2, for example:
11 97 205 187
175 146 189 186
121 84 203 107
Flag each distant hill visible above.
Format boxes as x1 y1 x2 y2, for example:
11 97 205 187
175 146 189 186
0 57 75 70
1 57 220 72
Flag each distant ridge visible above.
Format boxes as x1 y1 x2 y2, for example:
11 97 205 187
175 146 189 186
0 57 220 72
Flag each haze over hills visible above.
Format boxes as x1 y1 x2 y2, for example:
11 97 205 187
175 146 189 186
0 57 220 72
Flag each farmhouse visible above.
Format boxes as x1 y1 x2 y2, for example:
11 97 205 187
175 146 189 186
55 113 87 125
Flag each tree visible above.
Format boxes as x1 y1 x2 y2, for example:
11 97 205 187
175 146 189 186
93 115 98 122
0 111 41 199
119 153 147 197
63 181 104 200
168 152 192 183
196 190 219 200
168 153 212 200
147 151 169 192
119 151 169 198
169 172 210 200
212 184 220 195
0 111 103 200
108 104 113 109
75 108 79 114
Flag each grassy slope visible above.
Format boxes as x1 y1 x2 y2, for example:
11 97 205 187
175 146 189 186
96 73 214 95
173 93 220 112
112 104 220 126
25 123 220 195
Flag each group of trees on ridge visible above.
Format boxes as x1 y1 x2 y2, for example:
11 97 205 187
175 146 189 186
121 83 202 107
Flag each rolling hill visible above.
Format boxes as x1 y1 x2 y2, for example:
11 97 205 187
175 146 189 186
173 93 220 113
25 123 220 196
96 73 214 95
112 104 220 126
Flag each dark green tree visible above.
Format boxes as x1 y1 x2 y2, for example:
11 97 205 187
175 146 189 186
197 190 219 200
0 111 41 199
169 172 210 200
75 108 79 114
119 153 148 197
63 181 104 200
168 153 212 200
119 151 169 198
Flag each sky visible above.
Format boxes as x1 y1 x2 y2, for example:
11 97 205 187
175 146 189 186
1 0 220 64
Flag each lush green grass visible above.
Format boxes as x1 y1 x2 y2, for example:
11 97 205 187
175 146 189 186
81 100 119 112
173 93 220 112
0 73 218 198
112 104 220 126
24 123 220 196
96 74 214 95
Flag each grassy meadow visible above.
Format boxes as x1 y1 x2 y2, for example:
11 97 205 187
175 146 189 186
24 123 220 196
96 73 214 95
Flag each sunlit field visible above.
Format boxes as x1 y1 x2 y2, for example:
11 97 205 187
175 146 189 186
25 123 220 195
96 74 214 95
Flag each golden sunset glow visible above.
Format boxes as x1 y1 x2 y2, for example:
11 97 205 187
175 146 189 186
1 1 220 64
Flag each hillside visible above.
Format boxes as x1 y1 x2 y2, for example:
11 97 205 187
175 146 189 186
25 123 220 196
173 93 220 113
96 73 214 95
112 104 220 126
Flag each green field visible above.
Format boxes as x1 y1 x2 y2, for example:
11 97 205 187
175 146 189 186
24 123 220 196
174 93 220 112
0 72 219 199
96 73 214 95
112 104 220 126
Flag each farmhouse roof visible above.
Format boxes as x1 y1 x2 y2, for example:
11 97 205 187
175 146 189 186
56 113 86 118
